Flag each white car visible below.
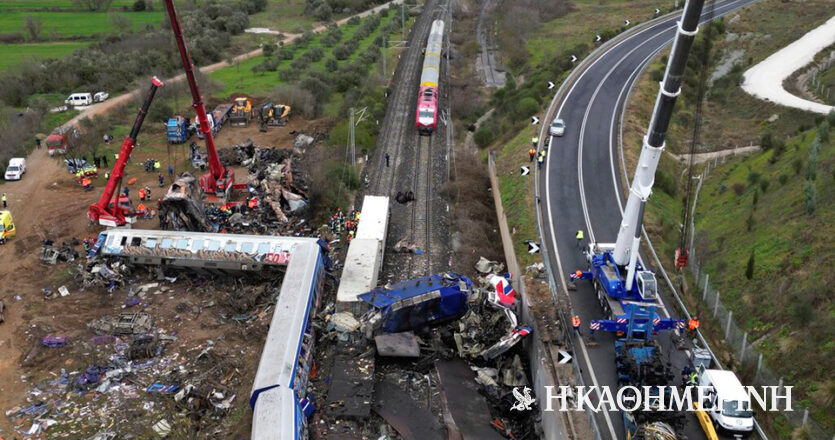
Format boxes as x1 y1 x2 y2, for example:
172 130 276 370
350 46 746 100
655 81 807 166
93 92 109 103
5 158 26 181
549 118 565 137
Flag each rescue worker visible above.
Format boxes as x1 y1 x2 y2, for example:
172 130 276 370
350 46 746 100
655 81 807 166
532 136 539 148
136 203 147 216
576 229 584 248
688 316 700 336
347 229 355 243
571 315 581 335
168 164 174 180
528 147 536 162
144 186 151 200
104 172 109 180
537 150 546 169
248 197 259 209
154 160 161 171
688 370 699 387
123 186 129 198
1 193 6 208
138 187 147 201
681 365 692 386
82 177 93 191
158 173 165 187
571 269 583 280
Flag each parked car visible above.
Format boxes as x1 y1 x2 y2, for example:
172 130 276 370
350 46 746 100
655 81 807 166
93 92 109 103
549 118 565 137
4 158 26 181
65 93 93 107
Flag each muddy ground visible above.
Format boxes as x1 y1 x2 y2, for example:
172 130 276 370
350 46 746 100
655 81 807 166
0 118 321 438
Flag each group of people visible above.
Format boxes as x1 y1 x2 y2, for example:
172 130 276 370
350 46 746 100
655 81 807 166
327 208 361 242
144 158 162 173
527 136 548 168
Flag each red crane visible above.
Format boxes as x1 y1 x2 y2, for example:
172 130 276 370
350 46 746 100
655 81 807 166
162 0 234 198
88 77 163 227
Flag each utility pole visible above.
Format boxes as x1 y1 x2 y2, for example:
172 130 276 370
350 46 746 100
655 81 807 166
349 107 356 165
401 1 405 40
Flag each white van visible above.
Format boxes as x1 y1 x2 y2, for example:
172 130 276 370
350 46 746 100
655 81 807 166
65 93 93 107
698 368 754 437
5 158 26 181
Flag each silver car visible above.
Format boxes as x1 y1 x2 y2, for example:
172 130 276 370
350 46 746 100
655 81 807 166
549 118 565 136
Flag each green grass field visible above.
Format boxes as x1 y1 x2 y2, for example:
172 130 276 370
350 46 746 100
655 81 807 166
0 10 164 37
0 41 89 70
210 12 407 98
248 0 316 34
0 0 137 11
522 0 662 69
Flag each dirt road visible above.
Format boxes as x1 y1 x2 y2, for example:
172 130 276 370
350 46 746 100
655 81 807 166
62 0 405 130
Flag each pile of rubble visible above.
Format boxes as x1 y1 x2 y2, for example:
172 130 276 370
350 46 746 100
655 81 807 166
312 258 542 440
160 140 312 235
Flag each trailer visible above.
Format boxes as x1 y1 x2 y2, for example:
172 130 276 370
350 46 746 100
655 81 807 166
166 115 193 144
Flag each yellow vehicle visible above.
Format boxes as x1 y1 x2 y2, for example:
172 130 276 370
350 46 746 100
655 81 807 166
257 102 291 131
0 210 16 244
230 97 253 127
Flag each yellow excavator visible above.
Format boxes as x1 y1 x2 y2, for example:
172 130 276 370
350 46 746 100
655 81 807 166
230 97 253 127
257 101 291 131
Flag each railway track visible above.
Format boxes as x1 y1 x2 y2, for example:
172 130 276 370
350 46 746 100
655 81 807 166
365 0 448 281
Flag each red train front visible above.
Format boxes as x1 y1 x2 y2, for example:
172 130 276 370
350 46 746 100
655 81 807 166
415 20 445 135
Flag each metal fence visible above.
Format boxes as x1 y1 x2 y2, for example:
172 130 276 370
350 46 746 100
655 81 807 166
687 162 832 440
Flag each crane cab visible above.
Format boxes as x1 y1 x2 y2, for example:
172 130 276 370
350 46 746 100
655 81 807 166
636 271 658 301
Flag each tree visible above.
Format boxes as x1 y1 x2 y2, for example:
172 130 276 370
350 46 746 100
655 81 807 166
745 249 755 280
804 180 817 215
23 17 43 41
73 0 114 11
312 3 333 21
819 120 830 144
132 0 145 11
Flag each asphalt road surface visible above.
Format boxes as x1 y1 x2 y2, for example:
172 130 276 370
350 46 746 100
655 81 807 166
538 0 761 438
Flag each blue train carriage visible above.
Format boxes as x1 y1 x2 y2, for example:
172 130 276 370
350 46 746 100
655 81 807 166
251 241 326 440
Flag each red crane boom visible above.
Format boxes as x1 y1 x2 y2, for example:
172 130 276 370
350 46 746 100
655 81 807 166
162 0 234 197
88 77 163 227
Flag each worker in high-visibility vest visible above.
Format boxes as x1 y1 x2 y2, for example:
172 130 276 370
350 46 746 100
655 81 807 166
138 187 147 201
688 316 700 337
528 148 536 162
537 150 546 169
154 161 161 171
531 136 539 148
576 229 584 248
571 315 581 335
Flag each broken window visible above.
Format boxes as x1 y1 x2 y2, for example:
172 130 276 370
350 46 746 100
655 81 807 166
130 237 141 247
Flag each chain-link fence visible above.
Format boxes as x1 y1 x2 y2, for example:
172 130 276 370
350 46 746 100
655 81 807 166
687 163 831 440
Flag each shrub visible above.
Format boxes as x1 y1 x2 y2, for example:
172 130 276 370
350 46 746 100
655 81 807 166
759 178 769 193
818 120 830 143
656 170 677 196
828 110 835 126
272 84 316 118
473 126 496 147
792 158 802 175
515 97 539 120
307 46 324 62
347 16 360 25
804 180 816 215
731 183 745 195
747 170 761 186
752 189 759 207
778 174 789 185
312 3 333 21
325 57 338 72
132 0 146 11
745 249 755 279
760 132 773 150
262 42 274 56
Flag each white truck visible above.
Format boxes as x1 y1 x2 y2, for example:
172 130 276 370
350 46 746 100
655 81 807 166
64 92 93 107
4 158 26 181
697 367 755 438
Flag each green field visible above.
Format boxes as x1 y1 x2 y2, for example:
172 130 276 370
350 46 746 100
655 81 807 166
0 11 164 37
0 41 89 70
210 12 407 98
0 0 137 11
248 0 316 34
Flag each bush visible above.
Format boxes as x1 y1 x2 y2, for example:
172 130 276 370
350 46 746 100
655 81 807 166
333 40 358 60
819 120 830 143
828 110 835 126
515 97 539 120
731 183 745 195
747 170 761 186
745 249 755 279
473 126 496 148
804 180 816 215
240 0 267 14
132 0 145 11
272 85 316 118
262 42 274 56
307 46 324 62
792 158 803 175
347 16 360 25
759 178 769 193
312 3 333 21
760 132 773 150
778 174 789 185
325 57 338 72
656 170 677 196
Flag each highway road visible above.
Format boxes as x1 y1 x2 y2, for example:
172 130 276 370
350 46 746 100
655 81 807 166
537 0 761 438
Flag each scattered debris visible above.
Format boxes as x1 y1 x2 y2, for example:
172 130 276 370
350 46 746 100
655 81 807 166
374 332 420 357
88 312 154 336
